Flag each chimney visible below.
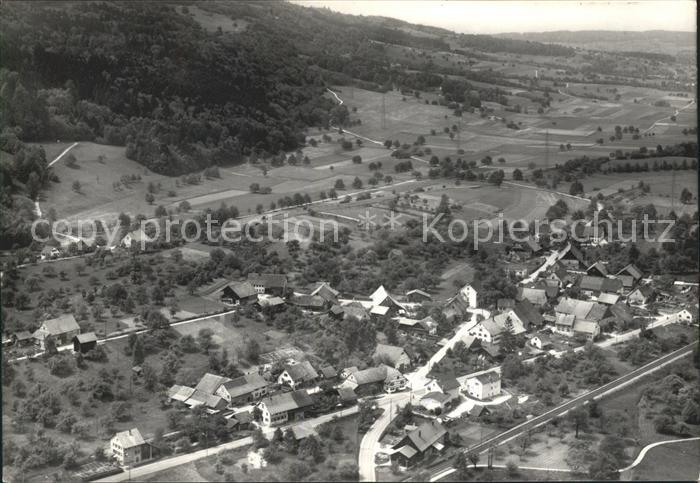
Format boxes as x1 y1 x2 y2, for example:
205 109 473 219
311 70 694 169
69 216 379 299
128 429 132 435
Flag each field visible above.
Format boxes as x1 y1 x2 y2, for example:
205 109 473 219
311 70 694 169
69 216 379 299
625 439 700 481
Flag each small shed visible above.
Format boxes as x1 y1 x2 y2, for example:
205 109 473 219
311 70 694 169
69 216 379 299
73 332 98 353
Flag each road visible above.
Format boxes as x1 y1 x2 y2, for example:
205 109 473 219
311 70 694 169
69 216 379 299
34 142 80 218
642 99 695 134
520 244 568 285
618 436 700 474
358 308 490 482
9 309 240 362
98 405 359 482
427 342 697 480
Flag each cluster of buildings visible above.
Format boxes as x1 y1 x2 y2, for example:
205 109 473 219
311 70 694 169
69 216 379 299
4 313 98 354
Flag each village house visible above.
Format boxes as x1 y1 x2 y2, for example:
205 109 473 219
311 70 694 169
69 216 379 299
496 299 544 333
221 282 258 305
396 316 438 337
628 286 655 305
369 285 406 316
40 245 61 260
289 294 327 312
33 314 81 349
391 420 448 468
255 296 286 313
247 273 288 296
464 370 501 400
468 318 504 344
12 330 35 347
418 378 461 414
343 364 408 395
277 361 319 389
586 261 609 278
530 334 552 350
559 244 588 270
578 276 623 297
458 280 480 308
553 297 608 340
516 286 548 307
110 428 151 466
547 263 574 287
616 264 644 285
373 343 412 370
121 228 150 250
310 282 340 304
258 389 315 426
406 289 432 303
215 373 270 406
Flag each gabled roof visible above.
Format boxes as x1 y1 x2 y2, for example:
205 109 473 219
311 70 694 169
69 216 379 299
555 313 576 327
194 373 231 395
479 318 504 337
370 285 405 309
586 261 609 277
517 287 548 306
74 332 97 344
473 370 500 385
406 289 431 299
168 384 196 402
282 361 318 382
187 389 225 409
578 276 622 293
310 282 339 302
617 264 643 280
224 282 257 299
14 331 33 341
573 319 599 335
221 373 269 399
631 285 654 298
342 302 370 321
258 296 285 307
512 299 544 327
563 244 587 265
598 293 620 305
402 420 447 453
616 275 635 288
319 365 337 378
261 389 314 414
373 344 409 366
248 272 287 289
39 314 80 336
421 391 451 404
112 428 146 449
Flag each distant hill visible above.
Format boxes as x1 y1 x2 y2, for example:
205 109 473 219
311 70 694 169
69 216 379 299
495 30 695 56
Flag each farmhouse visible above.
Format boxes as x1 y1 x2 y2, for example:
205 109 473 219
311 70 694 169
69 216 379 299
464 370 501 400
628 286 655 305
215 373 270 406
344 365 408 395
559 244 588 270
221 282 257 305
121 228 149 249
33 314 81 349
310 282 340 303
516 287 548 307
554 298 609 340
290 294 327 311
578 276 623 296
277 361 319 389
370 285 405 315
468 318 504 344
372 343 412 369
396 316 438 336
110 428 151 466
617 264 644 283
586 261 609 278
248 273 287 296
258 389 315 426
391 420 448 468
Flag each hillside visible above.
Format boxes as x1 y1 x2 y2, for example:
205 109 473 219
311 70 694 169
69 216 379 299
496 30 696 57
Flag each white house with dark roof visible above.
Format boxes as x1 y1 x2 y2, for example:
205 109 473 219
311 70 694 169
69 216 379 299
247 273 287 296
277 361 319 389
464 370 501 400
33 314 81 349
215 373 270 406
468 318 504 344
110 428 151 466
258 389 314 426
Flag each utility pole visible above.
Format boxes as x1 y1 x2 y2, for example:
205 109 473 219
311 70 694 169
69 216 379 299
545 128 549 170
